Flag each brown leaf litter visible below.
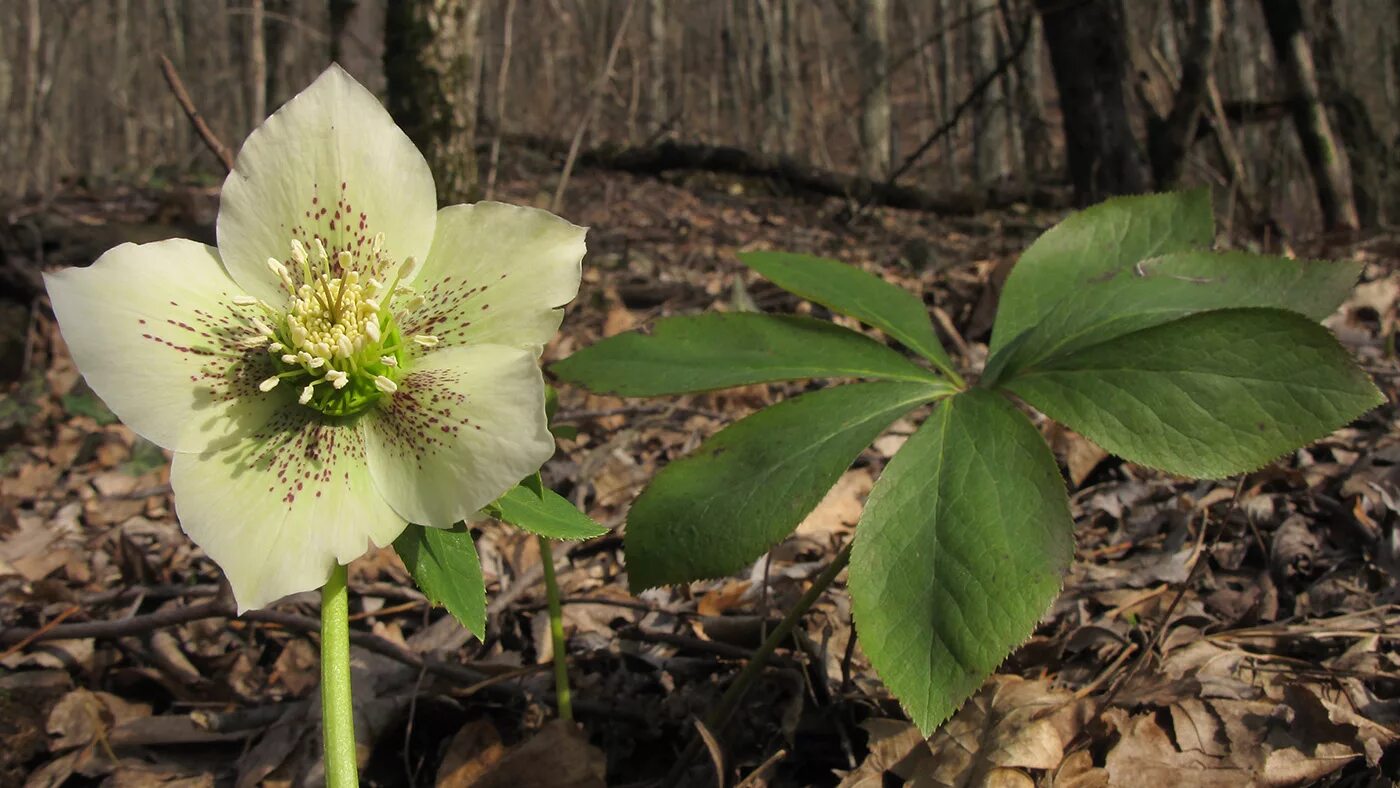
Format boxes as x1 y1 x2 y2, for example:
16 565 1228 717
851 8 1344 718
1 163 1398 785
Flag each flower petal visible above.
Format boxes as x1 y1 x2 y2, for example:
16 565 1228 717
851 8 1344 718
365 345 555 527
403 202 585 356
44 239 283 453
217 64 437 303
171 413 406 612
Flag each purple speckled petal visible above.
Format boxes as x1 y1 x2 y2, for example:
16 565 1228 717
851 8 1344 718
403 202 585 358
217 64 436 304
364 344 555 527
44 238 283 453
171 412 406 612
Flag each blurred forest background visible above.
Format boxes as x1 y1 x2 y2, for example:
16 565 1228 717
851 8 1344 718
3 0 1399 235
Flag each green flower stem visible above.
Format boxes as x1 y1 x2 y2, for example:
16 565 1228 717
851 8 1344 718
539 536 573 722
321 563 359 787
669 540 854 783
707 539 851 730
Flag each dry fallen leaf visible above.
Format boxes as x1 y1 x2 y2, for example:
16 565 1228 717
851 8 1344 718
892 676 1090 786
443 719 607 788
796 469 873 538
837 718 924 788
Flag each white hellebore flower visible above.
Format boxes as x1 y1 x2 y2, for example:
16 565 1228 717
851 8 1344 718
44 65 585 612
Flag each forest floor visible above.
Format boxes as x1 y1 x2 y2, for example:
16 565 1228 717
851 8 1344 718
1 154 1398 787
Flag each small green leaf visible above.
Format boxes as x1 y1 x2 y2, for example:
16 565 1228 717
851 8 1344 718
737 251 955 373
626 380 944 590
494 481 608 540
1003 309 1383 478
121 438 167 476
991 190 1213 356
850 389 1074 734
394 524 486 637
984 250 1363 385
62 381 119 425
551 312 940 396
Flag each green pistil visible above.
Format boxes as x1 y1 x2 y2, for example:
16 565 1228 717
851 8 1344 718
274 316 407 418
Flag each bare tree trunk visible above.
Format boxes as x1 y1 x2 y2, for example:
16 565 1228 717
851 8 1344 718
1259 0 1359 231
1004 0 1050 179
330 0 386 95
1312 1 1383 226
385 0 484 203
756 0 792 155
857 0 891 178
249 0 266 125
939 0 962 187
114 0 138 163
20 0 41 195
971 0 1010 185
1035 0 1147 204
648 0 668 136
1147 0 1222 188
484 0 516 200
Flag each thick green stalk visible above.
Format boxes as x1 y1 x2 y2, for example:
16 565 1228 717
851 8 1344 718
669 540 854 783
538 536 573 721
321 563 359 787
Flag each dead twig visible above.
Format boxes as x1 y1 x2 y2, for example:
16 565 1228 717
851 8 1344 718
0 599 641 721
157 53 235 173
0 604 80 661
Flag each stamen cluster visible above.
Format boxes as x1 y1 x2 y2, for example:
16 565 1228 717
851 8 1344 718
236 236 437 417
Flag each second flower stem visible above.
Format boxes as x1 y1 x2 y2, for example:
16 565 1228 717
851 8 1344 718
538 536 573 722
667 539 854 784
321 563 358 787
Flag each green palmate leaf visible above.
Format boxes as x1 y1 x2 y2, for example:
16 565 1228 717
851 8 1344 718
550 313 940 396
493 477 608 540
737 251 956 375
991 190 1213 356
626 380 946 590
394 524 486 637
1004 308 1383 478
850 389 1074 734
983 250 1363 385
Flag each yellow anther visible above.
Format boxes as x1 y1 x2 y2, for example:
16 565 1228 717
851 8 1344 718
413 334 439 347
258 376 280 392
380 355 398 367
299 384 316 405
374 376 398 394
232 295 258 306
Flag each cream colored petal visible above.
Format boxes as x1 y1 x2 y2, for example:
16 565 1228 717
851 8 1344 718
217 64 437 304
44 239 283 453
364 345 554 527
171 413 406 612
403 202 585 357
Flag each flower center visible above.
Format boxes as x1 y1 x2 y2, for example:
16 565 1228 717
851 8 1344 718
237 236 437 417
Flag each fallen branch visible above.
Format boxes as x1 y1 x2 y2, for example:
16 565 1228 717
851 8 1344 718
0 597 644 721
566 138 1062 215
